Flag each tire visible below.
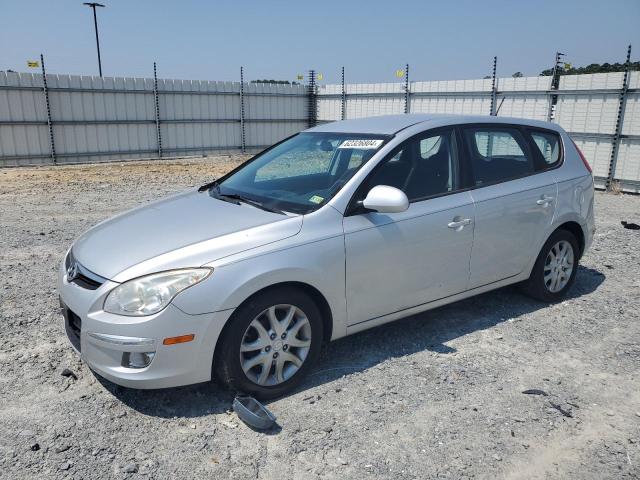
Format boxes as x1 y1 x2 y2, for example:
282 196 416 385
521 229 579 302
214 286 323 399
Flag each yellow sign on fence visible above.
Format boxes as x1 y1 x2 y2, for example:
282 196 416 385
395 69 405 78
317 73 323 81
296 74 304 80
27 61 40 68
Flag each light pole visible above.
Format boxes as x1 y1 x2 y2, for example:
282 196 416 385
83 2 105 77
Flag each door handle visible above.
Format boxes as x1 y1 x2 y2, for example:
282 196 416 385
448 218 472 229
536 195 554 206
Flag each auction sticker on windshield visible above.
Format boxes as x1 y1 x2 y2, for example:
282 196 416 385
338 139 384 149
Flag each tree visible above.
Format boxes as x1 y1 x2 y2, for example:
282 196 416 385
512 72 523 78
540 61 640 76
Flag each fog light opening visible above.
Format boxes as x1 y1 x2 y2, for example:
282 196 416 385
122 351 155 369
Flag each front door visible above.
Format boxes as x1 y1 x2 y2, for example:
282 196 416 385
343 128 475 327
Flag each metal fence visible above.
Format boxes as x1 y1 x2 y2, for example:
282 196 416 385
317 70 640 193
1 62 639 193
0 66 307 166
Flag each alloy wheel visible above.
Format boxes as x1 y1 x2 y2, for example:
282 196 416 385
543 240 574 293
239 304 312 386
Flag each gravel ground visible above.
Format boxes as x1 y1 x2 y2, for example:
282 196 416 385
0 156 639 480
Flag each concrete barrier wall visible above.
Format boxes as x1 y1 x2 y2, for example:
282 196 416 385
318 72 640 192
1 70 638 192
0 72 308 166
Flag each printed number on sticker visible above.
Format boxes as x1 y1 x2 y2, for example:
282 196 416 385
338 139 384 149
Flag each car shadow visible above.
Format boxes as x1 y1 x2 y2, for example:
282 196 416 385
99 265 604 418
302 265 605 390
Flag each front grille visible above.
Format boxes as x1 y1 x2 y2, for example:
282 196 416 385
61 301 82 352
65 251 105 290
73 274 102 290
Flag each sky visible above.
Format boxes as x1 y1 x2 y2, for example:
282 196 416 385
1 0 639 84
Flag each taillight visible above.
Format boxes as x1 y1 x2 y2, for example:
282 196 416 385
571 139 592 174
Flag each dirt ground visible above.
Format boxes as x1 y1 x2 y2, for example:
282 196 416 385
0 156 639 480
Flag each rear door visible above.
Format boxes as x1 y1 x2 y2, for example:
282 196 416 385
461 124 558 288
343 127 474 326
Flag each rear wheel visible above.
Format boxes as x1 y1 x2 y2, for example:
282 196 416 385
522 229 579 302
215 287 323 399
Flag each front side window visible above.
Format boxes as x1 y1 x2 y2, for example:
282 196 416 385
218 133 388 214
361 128 457 202
463 127 533 186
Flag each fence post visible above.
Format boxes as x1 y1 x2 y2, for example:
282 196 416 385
489 56 497 116
606 44 632 190
341 66 346 120
547 52 565 121
308 70 317 128
240 66 246 153
40 54 56 165
153 62 162 158
404 63 410 114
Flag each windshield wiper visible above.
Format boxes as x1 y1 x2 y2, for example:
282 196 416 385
217 193 286 215
198 179 220 192
200 180 285 215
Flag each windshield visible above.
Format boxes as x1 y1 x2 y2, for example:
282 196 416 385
215 132 389 214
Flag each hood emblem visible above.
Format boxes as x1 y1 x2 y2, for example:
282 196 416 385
67 261 79 281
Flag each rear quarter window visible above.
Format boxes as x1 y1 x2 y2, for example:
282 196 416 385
528 129 562 169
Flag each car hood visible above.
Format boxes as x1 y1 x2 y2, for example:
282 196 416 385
72 190 302 282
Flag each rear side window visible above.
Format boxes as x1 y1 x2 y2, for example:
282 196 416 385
529 130 562 168
463 127 533 186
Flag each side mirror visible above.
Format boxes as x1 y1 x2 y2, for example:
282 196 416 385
362 185 409 213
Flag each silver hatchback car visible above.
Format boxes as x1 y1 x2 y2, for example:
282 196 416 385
58 114 595 398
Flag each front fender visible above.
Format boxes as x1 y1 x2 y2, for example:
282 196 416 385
171 235 348 341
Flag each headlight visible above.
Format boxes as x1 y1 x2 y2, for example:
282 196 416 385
104 268 212 316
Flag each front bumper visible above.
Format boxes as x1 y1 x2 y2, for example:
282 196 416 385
57 260 233 389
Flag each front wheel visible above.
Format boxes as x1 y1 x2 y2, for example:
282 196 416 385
522 229 579 302
214 287 323 399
